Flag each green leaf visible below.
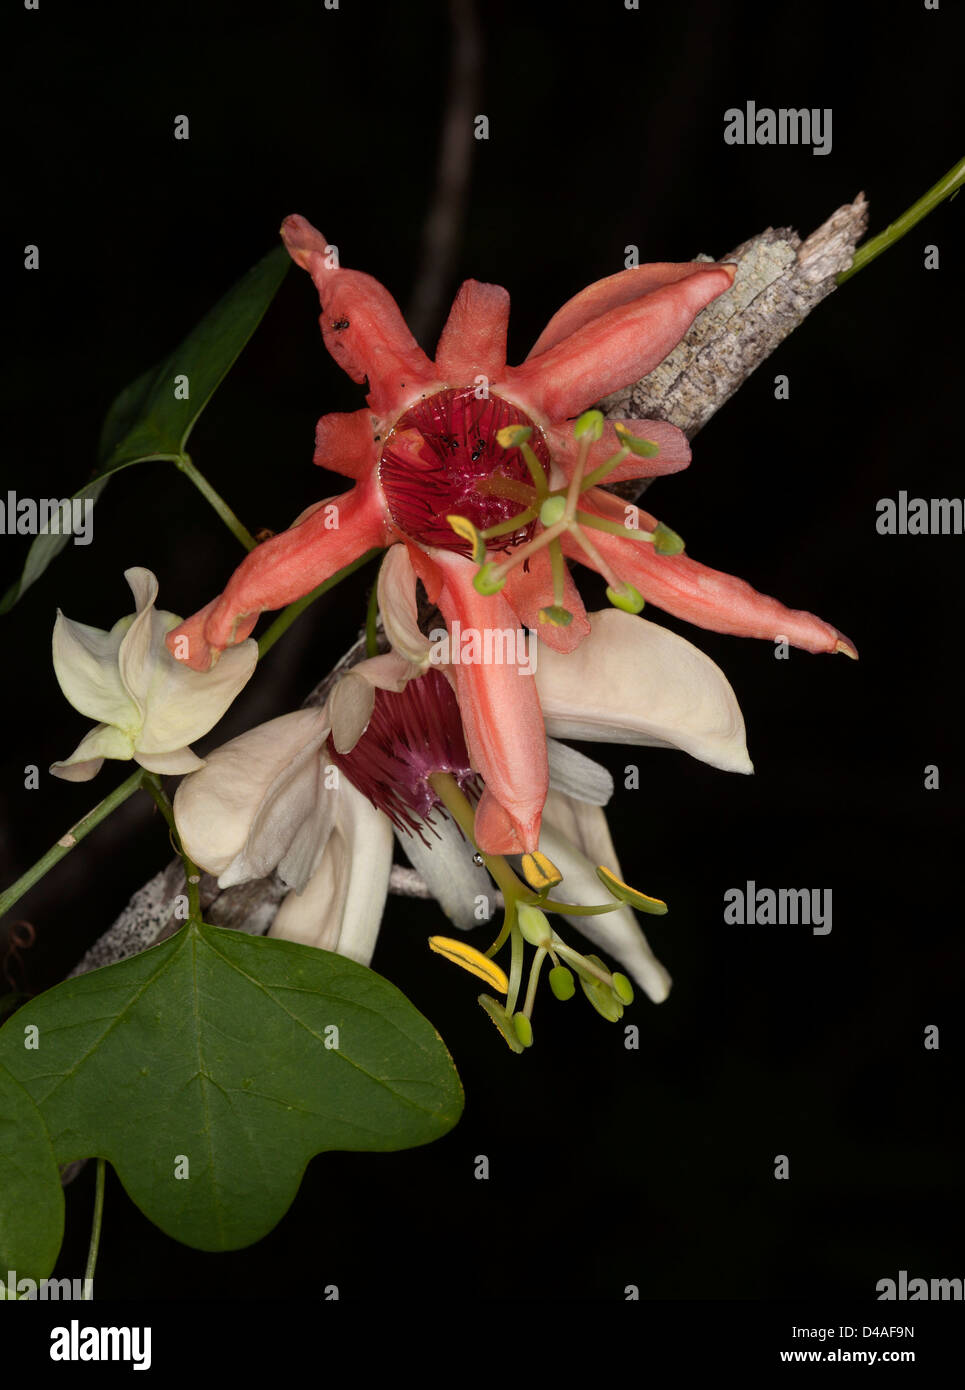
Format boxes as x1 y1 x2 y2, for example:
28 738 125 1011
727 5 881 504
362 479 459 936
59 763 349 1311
0 922 463 1252
0 1061 65 1285
1 245 289 612
0 476 110 614
94 244 290 474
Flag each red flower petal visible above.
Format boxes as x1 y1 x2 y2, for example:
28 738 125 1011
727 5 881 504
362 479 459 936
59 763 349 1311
313 408 380 481
528 261 735 359
409 547 548 854
544 417 691 485
281 214 438 416
502 546 591 654
167 474 391 670
435 279 510 383
566 489 858 657
503 265 735 421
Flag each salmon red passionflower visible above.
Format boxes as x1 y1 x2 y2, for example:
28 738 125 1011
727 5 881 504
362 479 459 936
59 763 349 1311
167 215 855 854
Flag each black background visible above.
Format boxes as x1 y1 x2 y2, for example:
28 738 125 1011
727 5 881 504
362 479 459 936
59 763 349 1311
3 0 962 1304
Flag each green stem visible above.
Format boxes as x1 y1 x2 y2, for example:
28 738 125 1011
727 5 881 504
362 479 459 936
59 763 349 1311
542 899 625 917
427 772 527 905
83 1159 106 1298
176 453 257 551
553 941 612 987
838 155 965 285
365 579 380 658
576 509 655 542
0 770 144 924
141 773 201 918
257 548 382 659
506 924 525 1015
522 946 547 1018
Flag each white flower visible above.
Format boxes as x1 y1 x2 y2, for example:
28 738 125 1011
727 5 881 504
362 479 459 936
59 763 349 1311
172 619 752 1001
50 567 257 782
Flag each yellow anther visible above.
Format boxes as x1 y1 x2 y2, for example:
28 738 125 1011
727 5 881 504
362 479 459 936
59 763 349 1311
446 514 486 563
496 423 533 448
596 866 668 916
521 851 563 892
428 936 510 992
538 605 573 628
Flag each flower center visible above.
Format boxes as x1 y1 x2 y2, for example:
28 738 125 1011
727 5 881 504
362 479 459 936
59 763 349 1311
328 667 480 842
378 387 550 553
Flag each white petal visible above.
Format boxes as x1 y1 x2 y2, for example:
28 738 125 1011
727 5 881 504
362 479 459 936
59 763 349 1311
535 609 753 775
329 670 376 754
329 652 423 754
136 746 206 775
52 612 138 731
538 809 672 1004
378 545 431 668
135 638 259 755
172 708 330 879
124 566 159 615
396 812 494 930
50 722 135 781
115 569 162 724
276 768 338 893
270 777 393 966
542 788 621 866
546 738 613 806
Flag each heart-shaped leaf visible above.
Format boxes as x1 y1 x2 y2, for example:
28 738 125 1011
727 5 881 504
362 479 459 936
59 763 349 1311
0 1060 65 1284
1 245 289 612
0 922 462 1252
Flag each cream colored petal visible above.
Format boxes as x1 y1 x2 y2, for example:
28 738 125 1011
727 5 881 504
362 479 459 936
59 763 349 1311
538 810 671 1004
135 637 258 753
329 670 377 755
546 738 614 806
172 708 330 879
378 545 432 668
396 813 494 930
115 568 162 723
535 609 753 775
50 722 135 781
542 788 621 866
136 746 206 775
269 776 393 966
276 763 339 893
52 612 138 731
329 652 421 754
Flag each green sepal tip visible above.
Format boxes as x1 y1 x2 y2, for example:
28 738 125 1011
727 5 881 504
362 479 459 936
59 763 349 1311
512 1013 534 1048
473 562 507 595
606 582 645 614
573 409 604 441
548 965 576 1001
538 604 574 627
613 425 660 457
653 521 685 555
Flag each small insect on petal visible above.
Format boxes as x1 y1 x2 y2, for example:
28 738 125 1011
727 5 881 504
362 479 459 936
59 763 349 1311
429 936 509 992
